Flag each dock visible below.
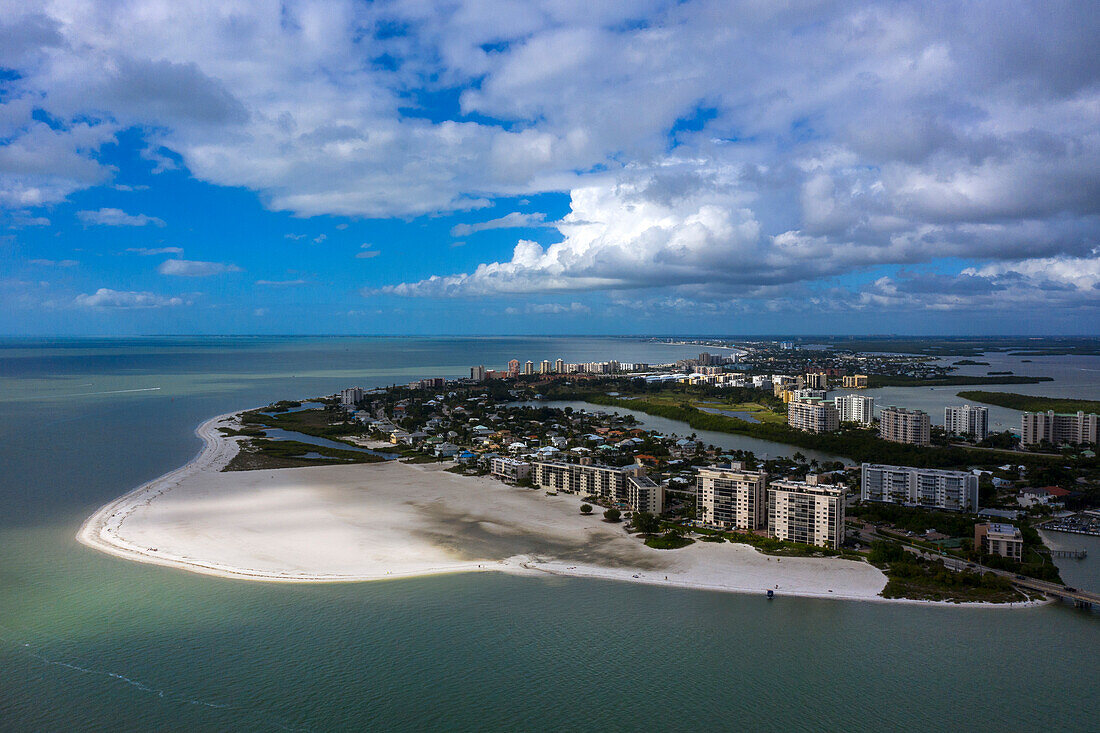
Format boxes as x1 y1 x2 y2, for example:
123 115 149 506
1049 548 1087 559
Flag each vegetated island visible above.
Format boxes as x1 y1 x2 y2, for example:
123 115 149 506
956 391 1100 414
952 360 990 366
866 374 1052 387
76 402 1042 607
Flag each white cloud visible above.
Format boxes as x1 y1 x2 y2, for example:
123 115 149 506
74 288 185 309
2 1 1099 317
29 258 78 267
356 244 380 259
505 301 591 315
450 211 548 237
256 278 308 286
77 207 165 227
157 259 242 277
127 246 183 255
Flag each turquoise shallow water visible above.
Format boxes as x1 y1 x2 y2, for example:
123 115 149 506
1 337 1098 731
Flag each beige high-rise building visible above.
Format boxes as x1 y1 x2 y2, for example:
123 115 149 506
539 359 552 374
804 372 829 390
523 360 535 375
554 358 564 373
879 406 930 446
842 374 869 389
697 463 768 531
1020 411 1098 446
787 399 840 433
767 478 845 549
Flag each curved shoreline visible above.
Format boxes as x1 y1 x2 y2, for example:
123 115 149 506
76 409 519 583
76 410 1049 608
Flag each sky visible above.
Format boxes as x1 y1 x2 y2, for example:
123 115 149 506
1 0 1099 336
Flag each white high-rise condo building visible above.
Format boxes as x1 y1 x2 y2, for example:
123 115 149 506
340 387 364 406
767 478 845 549
787 399 840 433
834 394 875 425
879 406 931 446
697 463 768 530
944 405 989 440
861 463 979 512
523 361 535 375
470 365 486 381
554 359 564 373
539 360 552 374
1020 411 1098 446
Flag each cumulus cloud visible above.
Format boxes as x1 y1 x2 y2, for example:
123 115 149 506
2 1 1100 318
157 259 241 277
356 244 380 259
74 288 185 309
77 208 165 227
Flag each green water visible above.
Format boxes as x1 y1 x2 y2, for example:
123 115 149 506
1 337 1097 731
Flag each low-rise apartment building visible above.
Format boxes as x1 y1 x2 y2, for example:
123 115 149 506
879 406 931 446
531 459 660 512
767 478 846 549
491 456 531 482
974 523 1023 560
861 463 979 511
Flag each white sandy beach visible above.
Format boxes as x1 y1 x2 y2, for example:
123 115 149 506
78 411 1041 606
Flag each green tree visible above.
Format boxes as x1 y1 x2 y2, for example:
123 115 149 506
580 504 593 515
632 511 661 535
603 507 622 522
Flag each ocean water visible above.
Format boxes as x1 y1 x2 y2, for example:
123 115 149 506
1 337 1098 732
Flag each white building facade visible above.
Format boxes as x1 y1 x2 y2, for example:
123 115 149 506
861 463 979 511
834 394 875 425
944 404 989 441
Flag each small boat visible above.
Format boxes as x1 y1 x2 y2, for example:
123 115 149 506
767 589 775 599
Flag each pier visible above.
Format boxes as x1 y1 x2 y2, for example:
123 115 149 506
1049 548 1087 559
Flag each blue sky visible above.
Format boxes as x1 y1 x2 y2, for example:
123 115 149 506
2 1 1099 335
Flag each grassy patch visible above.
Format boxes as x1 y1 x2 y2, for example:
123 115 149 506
223 438 386 471
242 408 361 443
723 531 841 557
643 534 696 550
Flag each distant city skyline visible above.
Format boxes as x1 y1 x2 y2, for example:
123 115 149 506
2 2 1098 336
